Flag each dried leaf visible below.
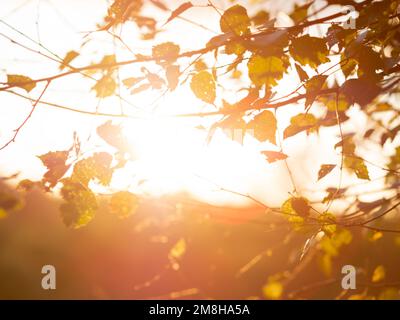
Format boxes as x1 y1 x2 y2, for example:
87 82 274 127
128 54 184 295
318 164 336 181
262 150 288 163
7 74 36 92
164 2 193 26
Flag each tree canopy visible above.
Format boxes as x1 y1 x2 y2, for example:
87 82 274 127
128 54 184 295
1 0 400 299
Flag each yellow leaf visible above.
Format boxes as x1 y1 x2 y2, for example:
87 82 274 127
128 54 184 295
190 71 216 104
59 50 79 70
60 179 98 228
152 42 180 64
318 213 337 237
289 35 329 68
248 55 285 87
283 113 317 139
371 265 385 283
109 191 139 219
220 5 250 36
92 75 116 98
281 196 310 217
247 110 277 144
169 238 186 260
378 288 399 300
263 280 283 300
7 74 36 92
0 208 7 219
368 231 383 242
344 156 370 180
318 253 332 277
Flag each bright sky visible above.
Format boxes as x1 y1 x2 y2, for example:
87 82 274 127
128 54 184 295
0 0 393 209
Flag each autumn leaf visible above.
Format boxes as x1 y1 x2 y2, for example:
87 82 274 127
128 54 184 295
317 92 350 112
340 78 381 107
263 279 283 300
318 164 336 181
109 191 138 218
59 50 79 70
71 152 113 187
220 5 250 36
165 64 180 90
294 63 309 82
281 197 310 230
163 2 193 26
7 74 36 92
169 238 186 270
248 55 286 88
304 75 328 110
60 178 98 228
190 71 216 104
0 191 23 218
318 213 337 237
344 156 370 180
372 265 385 283
290 35 330 68
149 0 168 11
247 110 277 144
152 42 180 64
289 2 312 23
262 150 288 163
130 83 152 94
92 75 116 98
251 10 269 27
96 121 130 153
38 150 70 189
122 77 145 88
283 113 317 139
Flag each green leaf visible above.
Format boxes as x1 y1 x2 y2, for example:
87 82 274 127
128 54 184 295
59 50 79 70
248 55 286 87
190 71 216 104
7 74 36 92
247 110 277 144
290 35 329 68
109 191 138 218
318 164 336 181
220 5 251 36
283 113 317 139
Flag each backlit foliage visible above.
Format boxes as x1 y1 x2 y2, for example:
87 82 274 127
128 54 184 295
2 0 400 299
